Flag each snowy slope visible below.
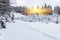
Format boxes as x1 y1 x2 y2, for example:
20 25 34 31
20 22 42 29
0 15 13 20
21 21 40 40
0 12 60 40
0 20 60 40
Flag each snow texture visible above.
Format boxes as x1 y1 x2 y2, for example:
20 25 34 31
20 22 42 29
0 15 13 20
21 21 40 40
0 12 60 40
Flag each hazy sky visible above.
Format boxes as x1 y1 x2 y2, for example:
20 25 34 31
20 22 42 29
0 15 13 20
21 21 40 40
10 0 60 7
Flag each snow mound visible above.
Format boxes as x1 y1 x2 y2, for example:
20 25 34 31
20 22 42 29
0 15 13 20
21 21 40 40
18 13 60 24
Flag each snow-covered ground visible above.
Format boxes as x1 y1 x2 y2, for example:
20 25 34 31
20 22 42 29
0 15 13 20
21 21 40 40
0 19 60 40
0 12 60 40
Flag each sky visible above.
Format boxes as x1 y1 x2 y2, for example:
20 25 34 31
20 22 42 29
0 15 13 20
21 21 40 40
10 0 60 7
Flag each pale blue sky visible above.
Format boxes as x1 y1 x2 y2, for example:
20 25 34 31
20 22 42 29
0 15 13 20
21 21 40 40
10 0 60 7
